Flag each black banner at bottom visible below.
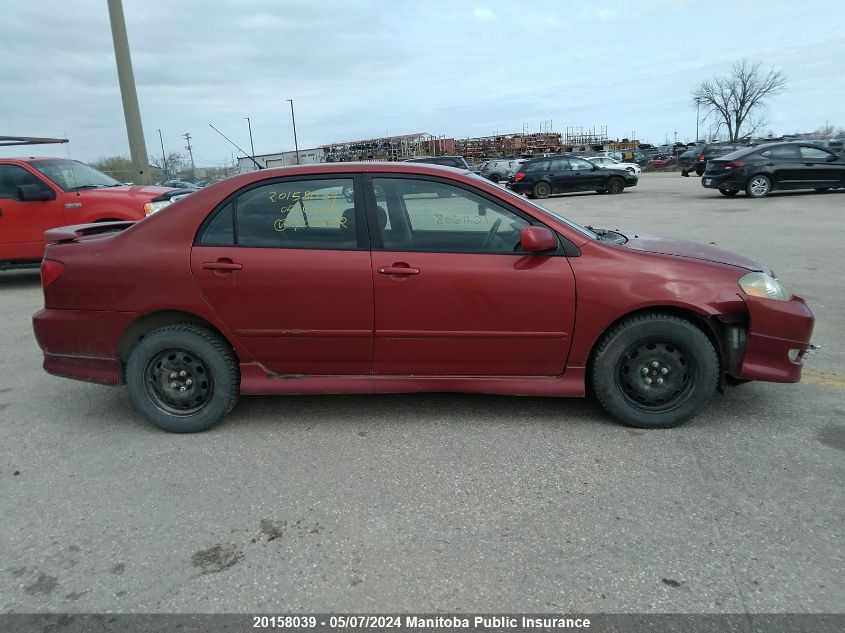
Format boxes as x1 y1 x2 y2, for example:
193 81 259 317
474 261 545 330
2 613 842 633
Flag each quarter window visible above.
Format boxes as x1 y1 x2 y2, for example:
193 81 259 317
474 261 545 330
569 158 594 171
371 178 533 255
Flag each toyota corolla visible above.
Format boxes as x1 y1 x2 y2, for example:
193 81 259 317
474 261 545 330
33 163 814 432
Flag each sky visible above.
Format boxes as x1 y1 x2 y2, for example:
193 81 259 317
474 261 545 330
3 0 844 166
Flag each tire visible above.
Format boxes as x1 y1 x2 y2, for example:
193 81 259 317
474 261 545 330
591 313 719 429
489 174 501 184
695 168 704 176
719 189 739 197
532 181 551 199
126 325 239 433
681 169 689 177
626 167 635 175
606 176 624 194
746 174 771 198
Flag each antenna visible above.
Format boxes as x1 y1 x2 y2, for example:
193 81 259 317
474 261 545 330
208 124 263 170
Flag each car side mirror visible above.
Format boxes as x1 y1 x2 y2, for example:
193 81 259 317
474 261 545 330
17 184 56 202
520 226 557 252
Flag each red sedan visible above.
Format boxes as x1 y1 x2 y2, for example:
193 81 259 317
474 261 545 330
33 163 814 432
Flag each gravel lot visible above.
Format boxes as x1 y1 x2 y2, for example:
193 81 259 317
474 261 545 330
1 173 843 614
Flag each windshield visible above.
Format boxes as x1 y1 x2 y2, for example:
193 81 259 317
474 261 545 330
468 173 598 239
31 159 121 192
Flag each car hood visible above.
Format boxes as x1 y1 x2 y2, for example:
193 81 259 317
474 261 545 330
618 231 766 272
78 184 174 201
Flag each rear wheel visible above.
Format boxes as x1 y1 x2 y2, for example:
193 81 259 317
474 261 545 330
746 174 772 198
695 168 704 176
532 181 551 199
591 313 719 428
126 325 239 433
606 177 624 194
719 189 739 197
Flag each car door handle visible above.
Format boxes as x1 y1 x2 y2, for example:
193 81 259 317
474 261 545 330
202 259 243 272
377 265 420 275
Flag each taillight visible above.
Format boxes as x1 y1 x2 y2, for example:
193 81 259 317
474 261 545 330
41 259 64 288
724 161 745 170
514 172 525 182
698 155 705 161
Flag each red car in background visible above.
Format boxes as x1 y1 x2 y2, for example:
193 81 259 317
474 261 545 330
0 157 185 269
32 163 814 432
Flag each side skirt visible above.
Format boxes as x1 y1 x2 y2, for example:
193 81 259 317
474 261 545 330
239 363 586 398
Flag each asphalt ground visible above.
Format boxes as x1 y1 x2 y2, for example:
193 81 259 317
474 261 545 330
1 173 842 614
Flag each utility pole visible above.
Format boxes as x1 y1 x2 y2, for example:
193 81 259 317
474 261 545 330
107 0 151 184
157 129 167 179
183 132 196 180
286 99 300 164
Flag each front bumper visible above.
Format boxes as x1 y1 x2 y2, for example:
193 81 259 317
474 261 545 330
734 294 815 383
33 308 140 385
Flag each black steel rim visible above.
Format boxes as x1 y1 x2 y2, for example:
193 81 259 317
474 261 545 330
536 183 550 197
616 338 696 413
609 178 622 192
144 348 213 416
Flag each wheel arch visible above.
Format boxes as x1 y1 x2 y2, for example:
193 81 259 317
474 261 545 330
118 310 239 364
584 305 744 391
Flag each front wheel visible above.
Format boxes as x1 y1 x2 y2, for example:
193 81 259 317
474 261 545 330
126 325 239 433
591 314 719 428
719 189 739 197
746 174 771 198
532 181 551 199
606 177 624 194
489 174 501 183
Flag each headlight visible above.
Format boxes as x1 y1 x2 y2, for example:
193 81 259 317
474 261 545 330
738 272 790 301
143 200 172 216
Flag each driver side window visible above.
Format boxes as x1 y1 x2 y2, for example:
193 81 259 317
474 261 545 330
372 178 531 255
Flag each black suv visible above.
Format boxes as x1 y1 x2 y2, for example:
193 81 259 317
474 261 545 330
403 156 471 170
702 142 845 198
692 143 750 176
507 154 637 198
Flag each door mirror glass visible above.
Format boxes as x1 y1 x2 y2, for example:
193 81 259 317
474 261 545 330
17 183 56 202
520 226 557 252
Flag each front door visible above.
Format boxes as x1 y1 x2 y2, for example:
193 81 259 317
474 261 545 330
0 164 60 261
367 176 576 376
190 175 374 375
798 145 843 188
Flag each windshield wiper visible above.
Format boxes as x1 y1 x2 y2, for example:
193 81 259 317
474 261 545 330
68 184 104 192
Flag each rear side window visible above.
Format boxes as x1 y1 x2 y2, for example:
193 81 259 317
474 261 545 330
760 146 799 159
198 178 360 250
524 160 550 174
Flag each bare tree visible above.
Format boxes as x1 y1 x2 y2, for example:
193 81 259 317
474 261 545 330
149 151 185 178
692 60 787 142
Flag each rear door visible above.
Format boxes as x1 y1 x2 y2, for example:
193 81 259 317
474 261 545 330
190 174 375 375
366 175 576 376
547 157 573 193
0 164 61 261
568 156 606 190
760 145 802 188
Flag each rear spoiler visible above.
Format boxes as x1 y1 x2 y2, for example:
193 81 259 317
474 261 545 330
45 221 136 243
